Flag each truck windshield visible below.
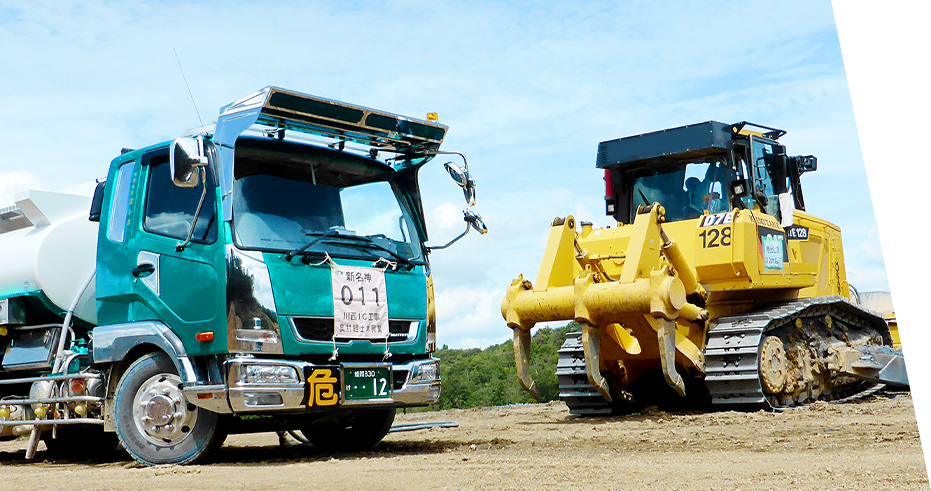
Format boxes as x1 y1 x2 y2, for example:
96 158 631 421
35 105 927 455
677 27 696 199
630 159 733 222
230 139 423 262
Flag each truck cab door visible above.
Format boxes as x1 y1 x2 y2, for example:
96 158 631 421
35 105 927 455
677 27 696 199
96 148 225 355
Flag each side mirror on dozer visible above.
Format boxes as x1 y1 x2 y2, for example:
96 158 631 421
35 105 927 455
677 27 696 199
789 155 817 175
170 136 210 188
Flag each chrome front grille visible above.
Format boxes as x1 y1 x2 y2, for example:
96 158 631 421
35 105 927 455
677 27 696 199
290 317 417 343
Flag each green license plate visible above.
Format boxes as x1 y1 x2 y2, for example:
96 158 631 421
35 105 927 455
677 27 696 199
344 367 391 400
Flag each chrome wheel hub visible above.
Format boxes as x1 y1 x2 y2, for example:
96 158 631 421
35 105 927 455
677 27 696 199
133 373 197 446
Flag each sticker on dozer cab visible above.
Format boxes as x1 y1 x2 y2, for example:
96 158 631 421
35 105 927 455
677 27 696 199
785 225 810 240
698 212 733 227
306 367 340 407
331 265 389 340
758 227 788 271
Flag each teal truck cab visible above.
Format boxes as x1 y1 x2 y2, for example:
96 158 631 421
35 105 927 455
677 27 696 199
0 86 485 465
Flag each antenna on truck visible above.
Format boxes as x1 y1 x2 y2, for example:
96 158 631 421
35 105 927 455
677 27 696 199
174 48 204 128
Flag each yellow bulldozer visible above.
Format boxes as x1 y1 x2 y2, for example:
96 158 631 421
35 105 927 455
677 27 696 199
501 121 907 415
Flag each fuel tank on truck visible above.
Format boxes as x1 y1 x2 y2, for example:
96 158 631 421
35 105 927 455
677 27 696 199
0 184 98 325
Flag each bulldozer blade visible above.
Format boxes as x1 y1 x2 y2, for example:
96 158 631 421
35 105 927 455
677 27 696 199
581 323 612 402
513 329 539 399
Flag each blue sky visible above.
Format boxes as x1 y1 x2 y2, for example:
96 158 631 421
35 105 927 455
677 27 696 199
0 1 887 349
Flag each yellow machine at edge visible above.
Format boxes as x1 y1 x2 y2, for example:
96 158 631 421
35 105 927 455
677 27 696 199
501 121 907 415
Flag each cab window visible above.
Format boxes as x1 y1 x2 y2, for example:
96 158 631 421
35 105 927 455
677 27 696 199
630 158 733 223
750 138 781 219
106 161 137 243
143 156 218 244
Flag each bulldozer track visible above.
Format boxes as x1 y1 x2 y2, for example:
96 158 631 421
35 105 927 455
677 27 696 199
558 296 892 415
705 295 890 410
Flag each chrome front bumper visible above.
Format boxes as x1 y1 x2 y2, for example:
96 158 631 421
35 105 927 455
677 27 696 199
185 357 441 413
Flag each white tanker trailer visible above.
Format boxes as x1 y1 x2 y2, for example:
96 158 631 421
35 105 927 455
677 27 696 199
0 187 99 327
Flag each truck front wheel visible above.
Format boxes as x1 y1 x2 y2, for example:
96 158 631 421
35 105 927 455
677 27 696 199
114 352 225 465
300 408 395 452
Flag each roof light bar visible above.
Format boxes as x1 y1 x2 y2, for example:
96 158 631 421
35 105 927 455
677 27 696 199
726 121 787 140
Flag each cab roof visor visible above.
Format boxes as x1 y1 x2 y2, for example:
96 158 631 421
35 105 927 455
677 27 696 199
596 121 734 170
215 86 447 168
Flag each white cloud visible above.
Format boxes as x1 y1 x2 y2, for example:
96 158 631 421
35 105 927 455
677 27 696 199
434 285 508 349
427 201 464 233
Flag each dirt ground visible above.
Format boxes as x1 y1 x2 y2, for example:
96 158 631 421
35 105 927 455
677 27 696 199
0 388 927 491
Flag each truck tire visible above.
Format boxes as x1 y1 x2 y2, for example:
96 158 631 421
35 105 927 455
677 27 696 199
114 352 225 465
300 408 395 452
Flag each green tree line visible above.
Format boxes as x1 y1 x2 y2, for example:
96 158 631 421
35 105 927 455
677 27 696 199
431 323 578 410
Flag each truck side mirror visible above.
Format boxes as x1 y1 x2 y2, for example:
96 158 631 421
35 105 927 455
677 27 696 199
170 137 209 188
426 208 489 251
444 161 468 186
464 209 488 235
88 180 106 222
444 161 476 206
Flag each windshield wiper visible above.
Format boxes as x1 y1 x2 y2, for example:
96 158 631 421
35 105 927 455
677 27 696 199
638 189 651 206
285 229 422 269
284 228 345 262
322 236 424 269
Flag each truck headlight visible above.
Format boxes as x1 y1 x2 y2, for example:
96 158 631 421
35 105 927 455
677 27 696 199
409 361 439 384
237 364 299 385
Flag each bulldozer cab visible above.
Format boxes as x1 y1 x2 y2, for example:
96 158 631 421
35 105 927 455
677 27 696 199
599 121 815 225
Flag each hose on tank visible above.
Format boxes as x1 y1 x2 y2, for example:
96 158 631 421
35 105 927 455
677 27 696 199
25 267 97 460
52 268 96 373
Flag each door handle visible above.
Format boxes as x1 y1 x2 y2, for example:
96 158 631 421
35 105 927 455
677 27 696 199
132 263 156 277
